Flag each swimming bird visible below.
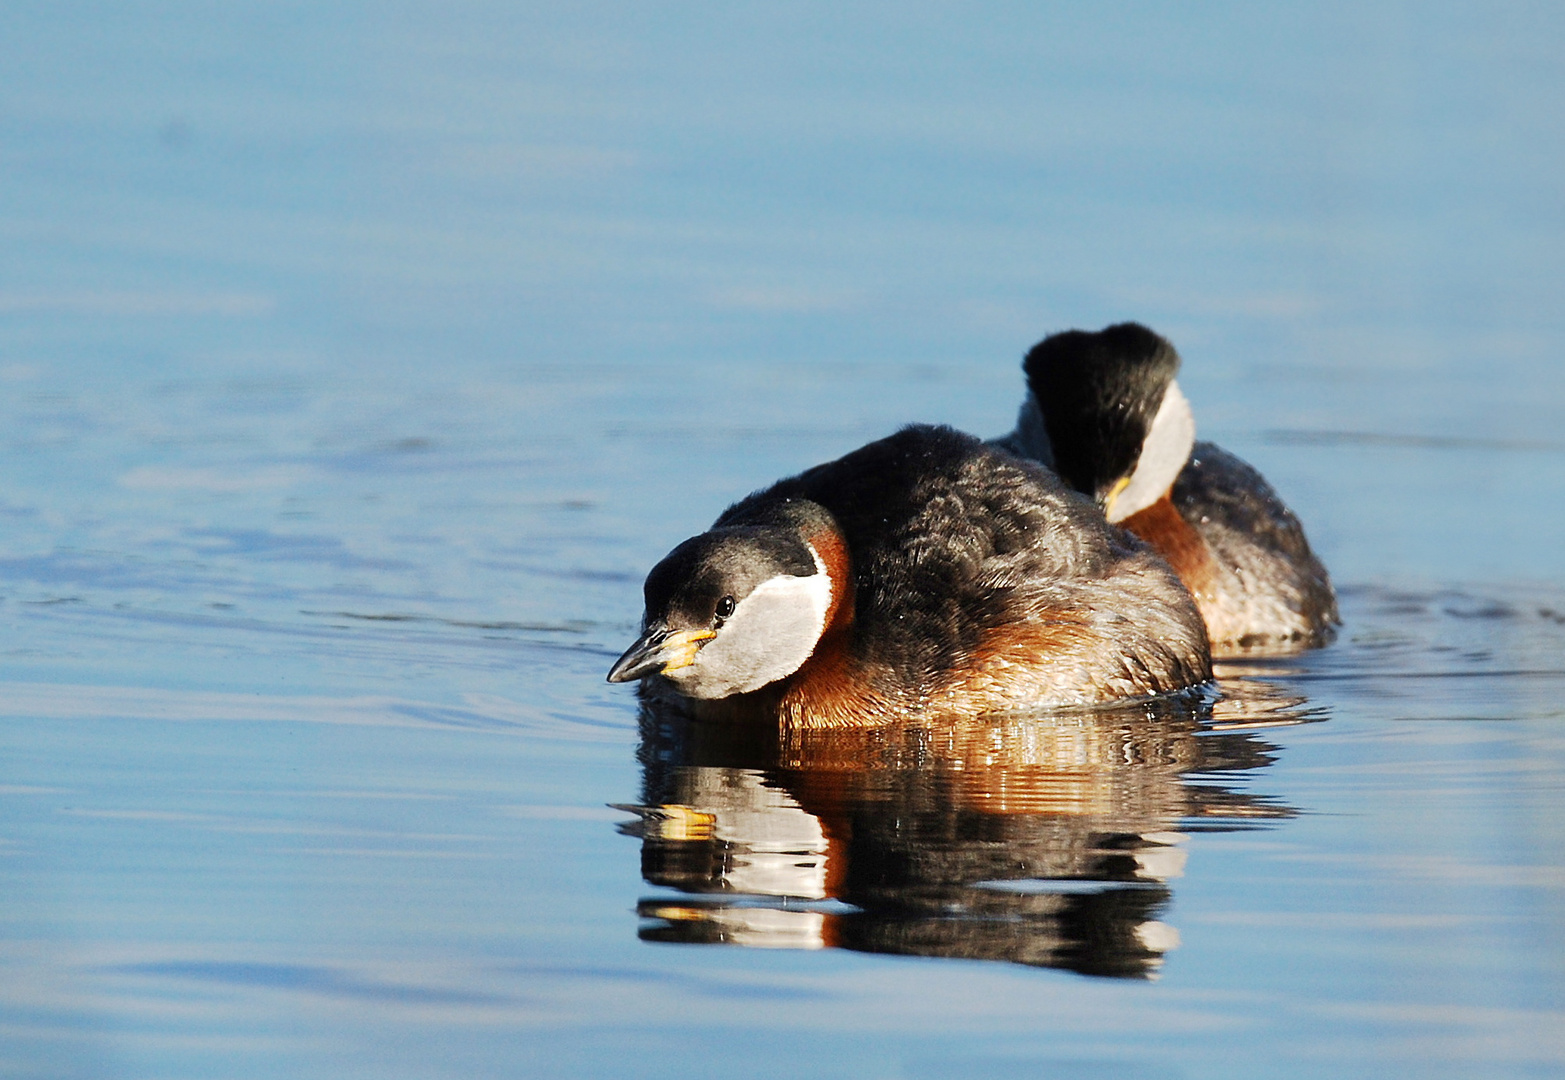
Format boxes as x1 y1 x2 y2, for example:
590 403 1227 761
994 322 1338 654
608 424 1211 724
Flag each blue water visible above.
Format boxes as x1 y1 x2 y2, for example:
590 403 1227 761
2 3 1564 1078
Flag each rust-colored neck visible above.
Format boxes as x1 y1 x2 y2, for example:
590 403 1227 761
771 523 901 726
1121 492 1216 600
805 522 855 636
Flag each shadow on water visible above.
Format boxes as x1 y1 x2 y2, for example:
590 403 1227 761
616 673 1319 979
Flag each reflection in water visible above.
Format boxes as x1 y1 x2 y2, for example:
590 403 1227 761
617 675 1317 979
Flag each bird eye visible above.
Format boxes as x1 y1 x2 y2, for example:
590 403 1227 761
714 595 736 621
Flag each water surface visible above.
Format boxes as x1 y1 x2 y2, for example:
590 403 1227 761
2 3 1564 1078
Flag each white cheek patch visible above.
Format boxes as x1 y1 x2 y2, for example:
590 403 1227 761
1109 378 1196 523
667 552 833 700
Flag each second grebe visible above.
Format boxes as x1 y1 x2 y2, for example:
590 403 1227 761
995 322 1338 654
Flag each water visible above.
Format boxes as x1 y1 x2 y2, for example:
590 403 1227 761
2 3 1564 1077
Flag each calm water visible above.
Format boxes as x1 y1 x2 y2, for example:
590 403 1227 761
3 4 1565 1078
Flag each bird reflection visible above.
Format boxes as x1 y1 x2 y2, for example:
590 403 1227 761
617 674 1314 979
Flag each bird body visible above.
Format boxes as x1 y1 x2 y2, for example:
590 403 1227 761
609 425 1212 725
1158 442 1337 650
998 323 1338 654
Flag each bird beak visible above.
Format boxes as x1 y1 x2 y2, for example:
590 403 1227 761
1101 475 1132 520
606 624 716 683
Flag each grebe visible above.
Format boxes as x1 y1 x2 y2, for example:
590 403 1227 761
608 424 1210 724
995 323 1338 654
